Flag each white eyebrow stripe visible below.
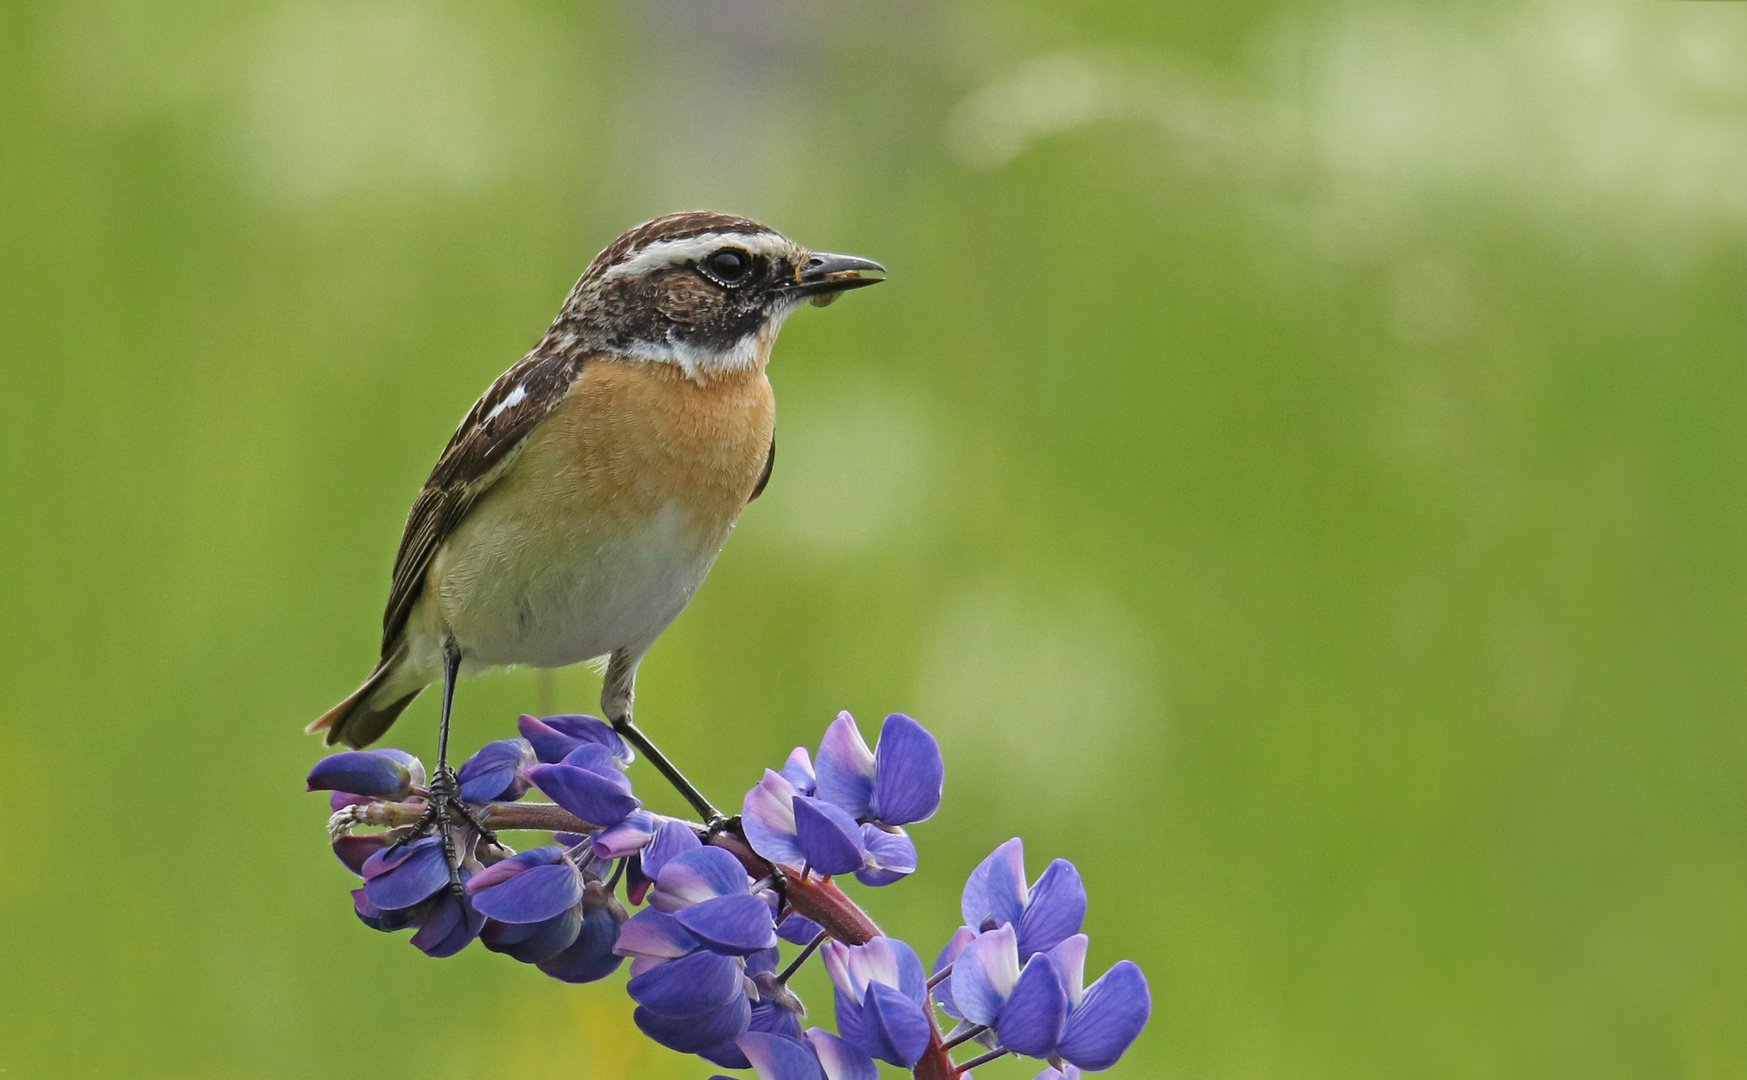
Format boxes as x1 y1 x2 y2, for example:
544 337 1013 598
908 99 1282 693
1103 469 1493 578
486 382 527 422
601 231 796 282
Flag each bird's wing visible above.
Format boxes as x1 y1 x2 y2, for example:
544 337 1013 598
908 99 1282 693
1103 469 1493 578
748 435 776 502
380 350 590 655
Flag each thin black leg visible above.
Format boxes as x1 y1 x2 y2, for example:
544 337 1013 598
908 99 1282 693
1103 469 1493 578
612 716 723 827
431 639 464 897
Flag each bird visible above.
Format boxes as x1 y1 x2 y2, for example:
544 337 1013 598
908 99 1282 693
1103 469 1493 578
307 210 884 866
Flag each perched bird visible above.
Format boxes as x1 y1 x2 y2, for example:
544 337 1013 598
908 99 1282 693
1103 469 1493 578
308 211 883 854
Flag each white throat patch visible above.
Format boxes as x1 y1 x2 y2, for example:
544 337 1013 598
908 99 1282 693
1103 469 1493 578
622 294 807 385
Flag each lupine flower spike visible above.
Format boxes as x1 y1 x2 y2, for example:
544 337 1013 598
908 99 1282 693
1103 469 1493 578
312 710 1150 1076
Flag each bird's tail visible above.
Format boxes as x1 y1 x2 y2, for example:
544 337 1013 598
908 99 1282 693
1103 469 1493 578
307 649 425 749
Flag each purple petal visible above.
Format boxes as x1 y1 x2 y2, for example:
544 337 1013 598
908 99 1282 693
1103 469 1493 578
814 712 876 818
743 769 807 867
931 926 978 1019
561 741 623 777
481 906 582 963
868 714 943 825
1046 934 1090 1009
997 953 1067 1058
780 747 817 795
705 1000 808 1069
675 893 779 955
804 1028 880 1080
615 908 699 961
745 944 781 980
464 846 563 894
518 713 631 767
961 838 1029 931
352 887 428 932
633 993 751 1054
470 861 583 924
1058 960 1151 1071
861 980 931 1066
457 738 535 802
537 888 626 983
592 809 659 859
362 840 451 910
831 988 868 1054
306 750 420 799
793 797 868 876
739 1032 826 1080
640 818 702 880
333 833 395 876
411 887 484 957
527 762 639 827
854 825 917 888
822 938 885 1003
330 791 374 811
1016 859 1086 960
627 947 745 1015
650 847 751 911
951 924 1021 1027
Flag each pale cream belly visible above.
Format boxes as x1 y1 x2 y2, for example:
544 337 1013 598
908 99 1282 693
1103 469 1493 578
429 493 731 670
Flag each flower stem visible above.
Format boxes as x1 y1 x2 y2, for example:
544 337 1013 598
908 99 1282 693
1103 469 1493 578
928 962 953 989
955 1047 1009 1073
777 931 829 985
941 1024 987 1050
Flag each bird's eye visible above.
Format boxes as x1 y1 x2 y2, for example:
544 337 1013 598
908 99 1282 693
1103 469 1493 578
700 247 752 286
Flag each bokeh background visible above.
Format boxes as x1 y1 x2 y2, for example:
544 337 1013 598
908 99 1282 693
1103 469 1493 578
4 1 1747 1077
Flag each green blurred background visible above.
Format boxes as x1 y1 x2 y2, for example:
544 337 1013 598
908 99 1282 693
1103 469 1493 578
4 1 1747 1076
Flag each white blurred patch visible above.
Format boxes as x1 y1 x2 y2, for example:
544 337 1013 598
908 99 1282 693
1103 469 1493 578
948 50 1265 173
235 2 527 203
950 4 1747 262
916 582 1161 794
760 381 938 555
48 0 566 205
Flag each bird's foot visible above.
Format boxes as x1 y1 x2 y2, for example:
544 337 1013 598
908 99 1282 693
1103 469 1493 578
387 766 493 897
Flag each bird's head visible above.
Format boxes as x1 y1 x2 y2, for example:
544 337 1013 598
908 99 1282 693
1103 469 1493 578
554 211 884 381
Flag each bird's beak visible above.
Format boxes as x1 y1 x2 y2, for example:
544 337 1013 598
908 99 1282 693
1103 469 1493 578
791 252 886 306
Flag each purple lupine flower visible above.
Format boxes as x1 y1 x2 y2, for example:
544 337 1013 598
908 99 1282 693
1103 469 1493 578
718 1029 880 1080
466 845 592 966
332 830 407 876
946 924 1067 1058
352 836 485 955
456 738 536 802
700 946 806 1069
591 808 660 860
1047 933 1151 1071
411 884 486 957
536 879 627 983
361 836 451 912
821 936 933 1067
615 844 777 1055
947 927 1150 1070
959 838 1087 958
854 825 918 887
306 749 424 800
517 713 633 767
743 765 918 886
527 742 640 829
780 747 817 795
815 712 943 827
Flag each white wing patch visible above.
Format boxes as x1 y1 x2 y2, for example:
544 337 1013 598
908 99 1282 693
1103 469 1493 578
486 382 528 422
